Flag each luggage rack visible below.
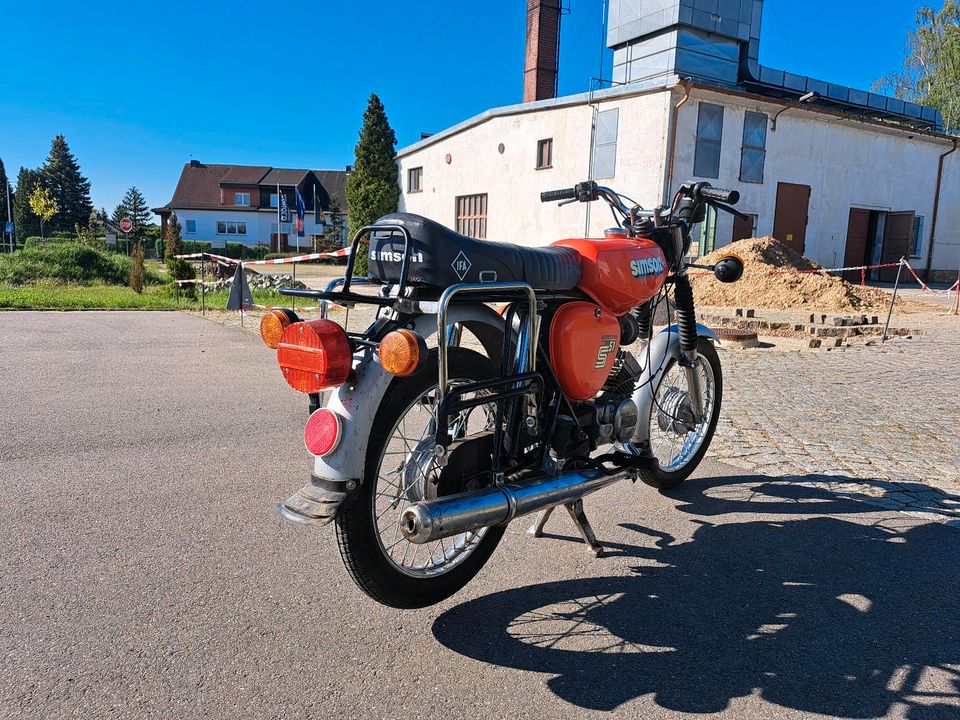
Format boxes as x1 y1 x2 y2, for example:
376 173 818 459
279 223 414 308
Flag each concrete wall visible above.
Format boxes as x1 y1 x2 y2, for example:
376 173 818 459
398 89 673 244
670 87 958 275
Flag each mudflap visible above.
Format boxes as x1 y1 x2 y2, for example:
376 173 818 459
277 303 507 526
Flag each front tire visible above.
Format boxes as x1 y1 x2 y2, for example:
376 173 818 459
637 337 723 489
335 348 505 608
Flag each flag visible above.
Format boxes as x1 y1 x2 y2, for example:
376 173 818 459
279 190 289 222
295 188 306 238
226 262 253 312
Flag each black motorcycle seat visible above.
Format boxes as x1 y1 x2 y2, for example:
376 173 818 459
366 213 582 291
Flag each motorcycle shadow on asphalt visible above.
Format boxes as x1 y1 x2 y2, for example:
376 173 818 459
432 474 960 719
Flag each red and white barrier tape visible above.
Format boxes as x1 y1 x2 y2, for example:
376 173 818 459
173 247 350 265
902 259 959 295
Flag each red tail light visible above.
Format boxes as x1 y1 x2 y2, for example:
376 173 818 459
304 409 342 457
277 320 352 393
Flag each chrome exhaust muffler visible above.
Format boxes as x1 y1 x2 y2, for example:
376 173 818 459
400 468 629 544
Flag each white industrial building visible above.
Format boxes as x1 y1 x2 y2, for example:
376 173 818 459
397 0 958 283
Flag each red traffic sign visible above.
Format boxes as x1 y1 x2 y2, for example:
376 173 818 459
119 217 133 233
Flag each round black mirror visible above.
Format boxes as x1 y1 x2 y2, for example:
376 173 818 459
714 255 744 283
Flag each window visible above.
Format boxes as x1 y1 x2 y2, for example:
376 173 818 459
593 108 619 179
455 194 488 239
694 102 724 179
408 167 423 193
216 221 247 235
739 111 767 183
536 138 553 169
269 193 279 208
234 192 251 206
185 219 197 234
911 216 925 257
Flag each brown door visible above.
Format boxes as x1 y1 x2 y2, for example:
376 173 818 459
843 208 870 282
773 182 811 255
879 211 914 282
732 213 755 244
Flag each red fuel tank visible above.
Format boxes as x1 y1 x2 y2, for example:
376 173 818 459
552 237 668 316
549 301 620 401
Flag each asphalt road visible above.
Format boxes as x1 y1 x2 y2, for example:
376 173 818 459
1 312 957 720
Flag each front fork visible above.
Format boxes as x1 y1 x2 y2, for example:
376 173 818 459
672 272 706 422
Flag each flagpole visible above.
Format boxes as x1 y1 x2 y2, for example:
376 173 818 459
276 183 281 254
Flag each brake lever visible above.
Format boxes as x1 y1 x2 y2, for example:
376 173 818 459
711 201 751 222
558 198 579 207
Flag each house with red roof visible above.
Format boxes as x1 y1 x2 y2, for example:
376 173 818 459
154 161 349 252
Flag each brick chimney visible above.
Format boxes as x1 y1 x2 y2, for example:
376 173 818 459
523 0 562 103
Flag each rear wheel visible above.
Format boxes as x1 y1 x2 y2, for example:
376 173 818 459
335 348 505 608
636 337 722 489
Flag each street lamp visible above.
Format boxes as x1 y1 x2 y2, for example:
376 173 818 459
771 91 821 132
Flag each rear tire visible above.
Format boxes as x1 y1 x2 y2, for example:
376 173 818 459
638 337 722 489
335 348 505 608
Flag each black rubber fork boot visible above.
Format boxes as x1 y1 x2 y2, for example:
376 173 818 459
673 274 698 364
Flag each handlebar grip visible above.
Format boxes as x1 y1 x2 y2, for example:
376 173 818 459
540 188 578 203
698 185 740 205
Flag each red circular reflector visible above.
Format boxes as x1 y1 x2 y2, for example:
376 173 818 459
277 320 352 394
304 409 342 457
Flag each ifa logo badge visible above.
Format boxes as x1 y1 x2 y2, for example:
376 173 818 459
595 335 617 369
451 251 472 280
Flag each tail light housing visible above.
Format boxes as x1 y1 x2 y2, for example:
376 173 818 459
277 320 352 393
304 408 343 457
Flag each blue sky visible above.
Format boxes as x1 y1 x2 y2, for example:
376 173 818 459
0 0 938 216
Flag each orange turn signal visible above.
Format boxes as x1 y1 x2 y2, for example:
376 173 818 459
379 329 425 377
260 309 298 349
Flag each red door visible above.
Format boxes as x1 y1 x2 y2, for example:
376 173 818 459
773 183 811 255
879 211 914 282
843 209 870 282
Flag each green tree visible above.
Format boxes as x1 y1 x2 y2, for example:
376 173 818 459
41 135 93 233
13 167 41 244
117 186 152 242
75 209 105 248
163 210 182 261
346 93 400 276
877 2 960 132
0 157 10 228
28 185 58 240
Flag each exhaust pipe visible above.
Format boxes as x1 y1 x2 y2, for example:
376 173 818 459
400 468 629 544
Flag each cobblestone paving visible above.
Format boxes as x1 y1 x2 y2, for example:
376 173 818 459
709 315 960 524
191 304 960 525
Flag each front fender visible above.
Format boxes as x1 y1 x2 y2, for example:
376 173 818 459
278 303 507 525
629 323 718 448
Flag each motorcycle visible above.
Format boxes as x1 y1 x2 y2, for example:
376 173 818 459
262 179 747 608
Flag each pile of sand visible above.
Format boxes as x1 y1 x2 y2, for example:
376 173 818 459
690 237 932 313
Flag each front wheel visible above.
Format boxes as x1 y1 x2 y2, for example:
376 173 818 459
335 348 505 608
635 337 723 489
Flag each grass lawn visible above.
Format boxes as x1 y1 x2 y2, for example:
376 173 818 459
0 283 285 311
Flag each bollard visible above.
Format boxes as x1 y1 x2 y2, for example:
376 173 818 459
881 259 905 343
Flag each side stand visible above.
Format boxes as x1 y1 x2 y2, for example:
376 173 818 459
528 499 604 557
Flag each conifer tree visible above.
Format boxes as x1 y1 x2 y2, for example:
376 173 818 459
41 135 93 233
118 186 152 242
13 167 41 244
346 94 400 276
0 157 10 228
